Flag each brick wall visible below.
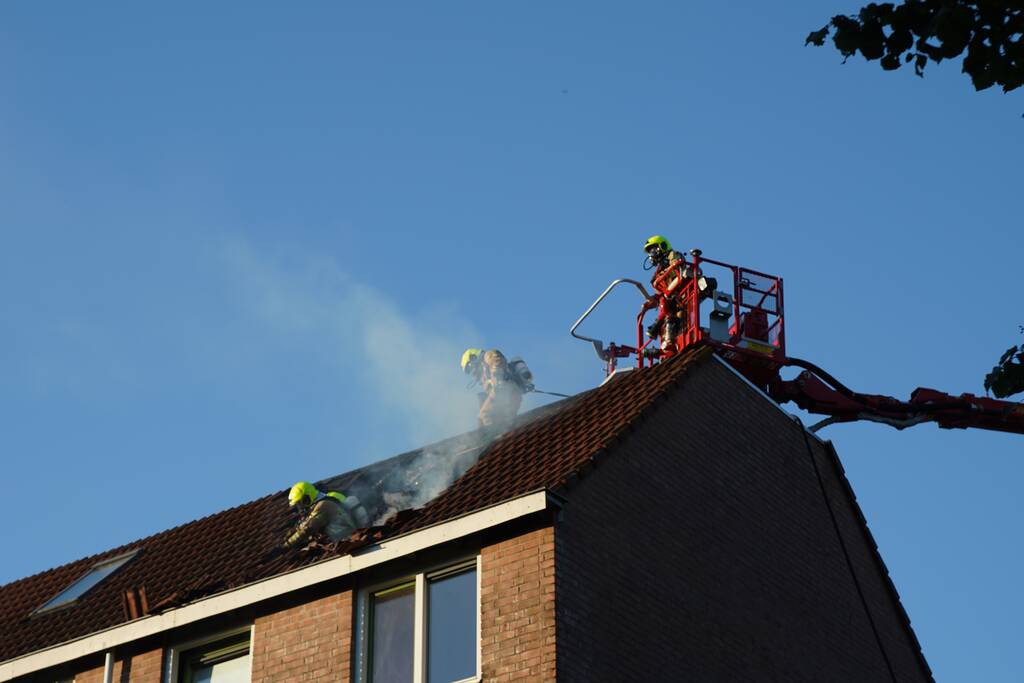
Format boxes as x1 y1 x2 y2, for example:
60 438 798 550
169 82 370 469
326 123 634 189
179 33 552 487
74 646 162 683
554 359 932 682
250 590 352 683
480 526 557 682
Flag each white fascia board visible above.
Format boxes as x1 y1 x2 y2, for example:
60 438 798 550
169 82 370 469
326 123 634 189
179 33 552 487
710 354 827 445
0 490 549 681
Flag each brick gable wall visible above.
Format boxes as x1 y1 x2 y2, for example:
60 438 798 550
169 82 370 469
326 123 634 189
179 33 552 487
554 359 931 682
480 526 557 682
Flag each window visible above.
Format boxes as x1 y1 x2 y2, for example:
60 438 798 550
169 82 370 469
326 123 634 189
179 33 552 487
168 628 252 683
426 566 477 683
355 559 480 683
370 582 416 682
32 550 139 615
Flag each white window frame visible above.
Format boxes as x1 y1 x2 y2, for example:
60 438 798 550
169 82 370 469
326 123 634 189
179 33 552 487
354 556 481 683
163 624 255 683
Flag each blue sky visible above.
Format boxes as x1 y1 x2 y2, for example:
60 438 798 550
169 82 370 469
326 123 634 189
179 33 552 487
1 2 1020 679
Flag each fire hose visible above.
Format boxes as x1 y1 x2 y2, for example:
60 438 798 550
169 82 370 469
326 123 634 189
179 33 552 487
531 388 571 398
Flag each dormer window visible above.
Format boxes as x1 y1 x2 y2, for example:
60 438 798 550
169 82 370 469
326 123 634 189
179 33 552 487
32 550 139 616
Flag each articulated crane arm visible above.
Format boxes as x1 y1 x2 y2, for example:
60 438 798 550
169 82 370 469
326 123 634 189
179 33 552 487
767 356 1024 435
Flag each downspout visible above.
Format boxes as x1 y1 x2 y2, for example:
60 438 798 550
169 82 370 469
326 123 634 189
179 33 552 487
103 651 114 683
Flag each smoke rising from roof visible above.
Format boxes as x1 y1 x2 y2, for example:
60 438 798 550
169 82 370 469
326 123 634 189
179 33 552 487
328 431 494 526
222 238 497 522
223 238 481 446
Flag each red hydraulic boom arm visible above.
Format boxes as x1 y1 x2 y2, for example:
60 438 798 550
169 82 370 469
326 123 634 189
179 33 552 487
570 252 1024 436
771 356 1024 434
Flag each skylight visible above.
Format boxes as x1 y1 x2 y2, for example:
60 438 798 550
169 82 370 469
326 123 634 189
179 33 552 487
33 550 138 615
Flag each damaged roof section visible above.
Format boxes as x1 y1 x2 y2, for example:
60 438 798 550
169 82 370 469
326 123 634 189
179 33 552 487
0 347 711 665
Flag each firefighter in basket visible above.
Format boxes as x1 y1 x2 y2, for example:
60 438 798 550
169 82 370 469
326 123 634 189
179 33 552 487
642 235 691 354
642 235 717 356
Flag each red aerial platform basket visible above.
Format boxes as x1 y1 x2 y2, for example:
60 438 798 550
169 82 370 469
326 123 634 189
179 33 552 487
570 250 1024 435
635 253 786 387
572 251 787 388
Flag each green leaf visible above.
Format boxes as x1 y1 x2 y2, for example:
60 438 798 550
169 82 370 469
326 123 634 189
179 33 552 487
985 344 1024 398
806 25 831 46
881 52 903 69
808 1 1023 94
998 346 1019 365
914 53 929 76
832 16 863 57
860 20 888 60
887 27 915 54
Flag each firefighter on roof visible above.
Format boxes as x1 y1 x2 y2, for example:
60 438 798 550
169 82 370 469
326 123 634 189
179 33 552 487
284 481 370 548
461 348 533 428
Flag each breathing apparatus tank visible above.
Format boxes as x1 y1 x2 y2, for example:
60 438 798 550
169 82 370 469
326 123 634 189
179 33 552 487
508 357 535 393
342 495 370 528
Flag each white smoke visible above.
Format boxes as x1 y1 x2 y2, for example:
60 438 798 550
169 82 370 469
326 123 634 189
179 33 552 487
370 434 492 525
220 239 553 529
221 239 481 446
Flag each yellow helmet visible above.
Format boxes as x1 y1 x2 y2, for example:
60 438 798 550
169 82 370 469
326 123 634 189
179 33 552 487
644 235 672 254
288 481 319 507
460 348 483 373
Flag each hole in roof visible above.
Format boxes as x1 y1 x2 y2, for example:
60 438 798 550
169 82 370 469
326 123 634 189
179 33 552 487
32 549 139 616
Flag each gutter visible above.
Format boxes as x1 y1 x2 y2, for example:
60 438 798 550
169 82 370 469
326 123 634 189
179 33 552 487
0 490 550 681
